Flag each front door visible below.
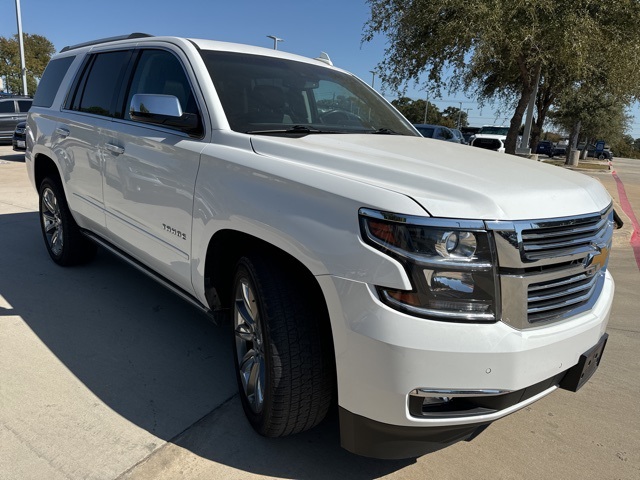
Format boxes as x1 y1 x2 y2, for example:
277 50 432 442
101 48 205 291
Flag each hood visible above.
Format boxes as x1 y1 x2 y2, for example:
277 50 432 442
250 134 611 221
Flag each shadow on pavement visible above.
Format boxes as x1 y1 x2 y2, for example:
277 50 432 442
0 211 413 478
0 147 25 163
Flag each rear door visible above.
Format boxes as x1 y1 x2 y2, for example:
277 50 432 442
101 47 205 290
56 50 133 234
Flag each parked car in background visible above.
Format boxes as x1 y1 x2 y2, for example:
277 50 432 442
594 149 614 160
469 126 509 153
580 143 614 160
554 140 569 156
0 96 32 143
451 128 467 144
471 136 505 152
535 140 554 157
413 123 458 142
460 126 481 144
12 121 26 151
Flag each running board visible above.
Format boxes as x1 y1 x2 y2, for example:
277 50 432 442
82 230 214 319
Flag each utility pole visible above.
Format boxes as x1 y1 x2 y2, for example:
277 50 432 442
457 102 463 128
15 0 28 96
423 93 429 124
266 35 283 50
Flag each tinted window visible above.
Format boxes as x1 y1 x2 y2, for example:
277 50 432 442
73 51 131 117
417 127 434 137
439 128 453 140
17 100 32 112
200 50 416 136
125 49 199 123
0 101 15 113
32 56 75 108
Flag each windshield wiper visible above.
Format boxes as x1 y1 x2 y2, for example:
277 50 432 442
368 128 403 135
246 125 342 135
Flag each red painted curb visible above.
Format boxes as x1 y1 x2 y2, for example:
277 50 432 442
612 170 640 271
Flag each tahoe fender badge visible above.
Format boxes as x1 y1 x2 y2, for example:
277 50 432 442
162 223 187 240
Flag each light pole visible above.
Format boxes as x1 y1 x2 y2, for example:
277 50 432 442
266 35 283 50
369 70 376 88
423 93 429 124
15 0 28 96
464 108 472 127
457 102 463 128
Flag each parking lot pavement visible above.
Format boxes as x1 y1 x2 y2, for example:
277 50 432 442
1 145 639 480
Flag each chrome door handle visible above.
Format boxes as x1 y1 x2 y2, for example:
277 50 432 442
55 127 70 138
105 143 125 155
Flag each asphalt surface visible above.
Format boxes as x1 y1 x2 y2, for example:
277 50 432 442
1 144 639 479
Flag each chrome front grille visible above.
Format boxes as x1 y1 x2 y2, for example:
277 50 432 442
487 205 614 329
520 213 610 261
527 269 602 323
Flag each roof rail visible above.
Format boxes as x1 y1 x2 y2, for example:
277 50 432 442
60 33 153 53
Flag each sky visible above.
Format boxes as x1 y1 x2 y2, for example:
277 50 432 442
2 0 639 138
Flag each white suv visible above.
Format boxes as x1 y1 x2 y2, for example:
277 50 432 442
25 34 614 459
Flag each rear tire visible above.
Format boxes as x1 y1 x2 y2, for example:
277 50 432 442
38 176 96 266
231 255 333 437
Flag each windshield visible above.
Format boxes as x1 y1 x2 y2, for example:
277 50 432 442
478 126 509 136
200 50 417 136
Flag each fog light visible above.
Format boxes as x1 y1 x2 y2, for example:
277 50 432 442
422 396 452 406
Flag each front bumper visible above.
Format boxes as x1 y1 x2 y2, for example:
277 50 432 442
318 270 614 458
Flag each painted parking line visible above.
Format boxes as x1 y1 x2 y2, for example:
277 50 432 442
612 170 640 271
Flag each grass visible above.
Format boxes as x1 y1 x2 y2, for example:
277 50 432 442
542 159 611 171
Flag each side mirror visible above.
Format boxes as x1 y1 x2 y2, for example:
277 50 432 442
129 94 200 134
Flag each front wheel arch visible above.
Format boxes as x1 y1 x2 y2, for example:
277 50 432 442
204 231 337 432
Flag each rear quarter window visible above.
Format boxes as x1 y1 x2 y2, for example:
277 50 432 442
0 100 15 113
32 56 75 108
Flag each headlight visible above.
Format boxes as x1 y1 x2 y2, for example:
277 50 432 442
359 208 500 322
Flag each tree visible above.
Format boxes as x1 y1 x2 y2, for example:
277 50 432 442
391 97 443 124
364 0 640 155
441 106 468 129
0 33 55 95
549 92 632 159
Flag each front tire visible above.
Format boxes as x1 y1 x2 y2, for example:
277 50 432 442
38 176 96 266
231 255 333 437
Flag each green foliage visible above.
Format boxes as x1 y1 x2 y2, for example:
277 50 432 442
391 97 468 128
364 0 640 154
0 33 55 95
391 97 441 124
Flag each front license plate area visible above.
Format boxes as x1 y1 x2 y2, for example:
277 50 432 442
560 333 608 392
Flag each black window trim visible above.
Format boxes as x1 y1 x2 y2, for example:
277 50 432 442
115 46 205 139
62 45 205 139
63 49 133 119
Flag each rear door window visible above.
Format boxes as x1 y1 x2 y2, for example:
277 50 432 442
17 100 32 112
67 50 132 117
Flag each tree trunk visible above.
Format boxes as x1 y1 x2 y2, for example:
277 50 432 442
505 87 532 154
566 120 581 164
580 137 590 159
530 119 542 153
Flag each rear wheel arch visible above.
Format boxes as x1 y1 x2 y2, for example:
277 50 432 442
34 153 61 190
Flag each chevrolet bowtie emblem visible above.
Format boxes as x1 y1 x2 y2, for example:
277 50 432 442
584 243 609 272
